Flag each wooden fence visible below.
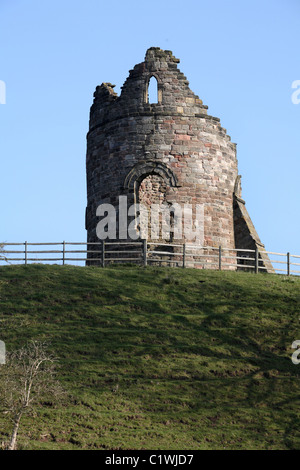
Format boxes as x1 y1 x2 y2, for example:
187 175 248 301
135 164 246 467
0 241 299 275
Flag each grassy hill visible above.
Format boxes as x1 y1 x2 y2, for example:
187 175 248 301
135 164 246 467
0 264 300 450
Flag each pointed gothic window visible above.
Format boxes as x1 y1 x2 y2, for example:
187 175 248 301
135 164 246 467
148 76 158 104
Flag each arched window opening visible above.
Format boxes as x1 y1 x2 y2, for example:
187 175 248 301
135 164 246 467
148 76 158 104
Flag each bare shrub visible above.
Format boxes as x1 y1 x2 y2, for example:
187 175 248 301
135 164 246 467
0 341 64 450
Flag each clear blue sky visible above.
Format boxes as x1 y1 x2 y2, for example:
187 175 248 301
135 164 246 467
0 0 299 256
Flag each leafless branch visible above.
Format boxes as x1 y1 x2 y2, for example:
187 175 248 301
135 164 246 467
0 340 64 450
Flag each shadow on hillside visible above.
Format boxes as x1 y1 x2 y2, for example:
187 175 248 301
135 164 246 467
95 269 300 448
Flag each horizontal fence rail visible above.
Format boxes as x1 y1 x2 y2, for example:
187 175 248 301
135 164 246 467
0 241 299 276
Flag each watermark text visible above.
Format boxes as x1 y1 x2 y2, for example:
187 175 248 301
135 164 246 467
95 197 204 244
0 80 6 105
291 340 300 365
0 340 6 364
291 80 300 105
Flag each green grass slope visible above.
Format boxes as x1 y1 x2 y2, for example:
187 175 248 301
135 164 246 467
0 264 300 450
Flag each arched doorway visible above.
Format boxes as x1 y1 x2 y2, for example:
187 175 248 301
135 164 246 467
124 161 178 242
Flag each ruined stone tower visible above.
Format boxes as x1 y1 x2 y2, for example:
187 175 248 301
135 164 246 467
86 47 272 271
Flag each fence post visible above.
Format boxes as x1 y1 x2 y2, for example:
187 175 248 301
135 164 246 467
102 241 105 268
287 252 290 276
62 241 66 265
255 247 259 274
183 243 186 268
143 239 147 267
219 246 222 271
25 241 28 266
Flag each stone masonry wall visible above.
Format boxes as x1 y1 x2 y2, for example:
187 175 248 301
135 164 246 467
86 47 273 271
